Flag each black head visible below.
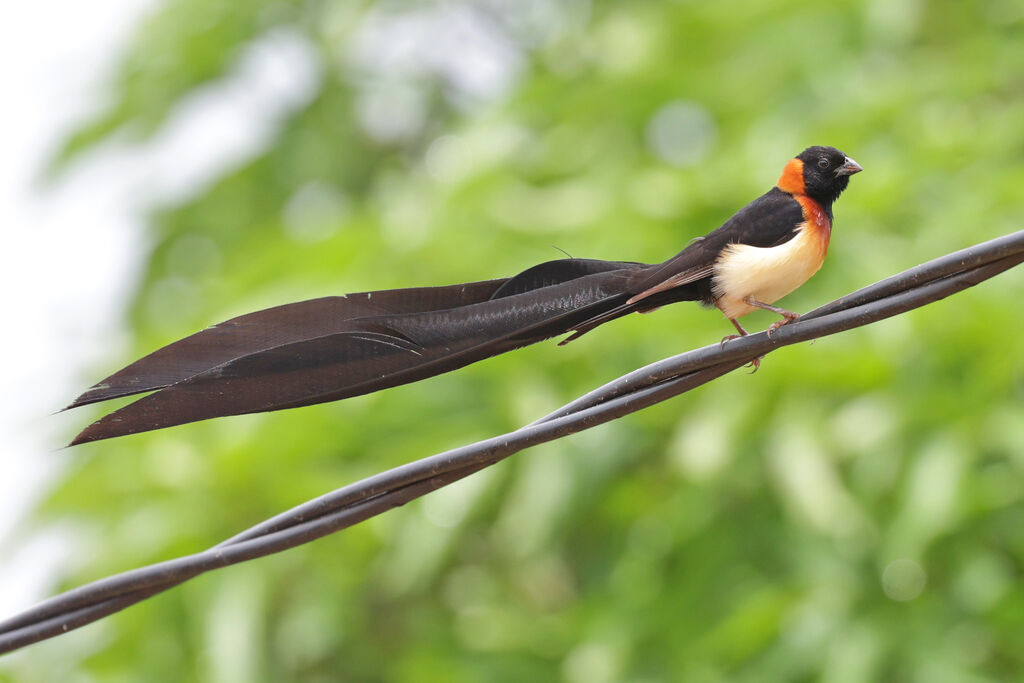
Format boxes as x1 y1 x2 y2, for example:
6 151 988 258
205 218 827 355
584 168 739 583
795 145 862 205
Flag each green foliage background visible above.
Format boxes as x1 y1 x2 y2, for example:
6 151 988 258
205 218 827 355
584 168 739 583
6 0 1024 680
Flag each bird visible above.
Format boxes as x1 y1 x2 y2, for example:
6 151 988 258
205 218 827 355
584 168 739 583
67 145 861 445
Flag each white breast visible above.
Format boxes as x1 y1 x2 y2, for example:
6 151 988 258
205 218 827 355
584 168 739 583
711 223 829 320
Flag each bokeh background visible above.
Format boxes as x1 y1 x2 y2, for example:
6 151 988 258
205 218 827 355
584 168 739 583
3 0 1024 680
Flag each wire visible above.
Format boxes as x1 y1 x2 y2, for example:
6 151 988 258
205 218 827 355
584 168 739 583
2 229 1022 655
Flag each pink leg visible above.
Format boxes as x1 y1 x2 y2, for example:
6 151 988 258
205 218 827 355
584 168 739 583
717 306 760 372
743 298 800 337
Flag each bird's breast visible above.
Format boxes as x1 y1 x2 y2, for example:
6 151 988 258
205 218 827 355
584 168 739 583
712 195 831 319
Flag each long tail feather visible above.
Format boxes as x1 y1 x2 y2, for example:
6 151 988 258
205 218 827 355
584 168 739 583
66 280 510 410
69 259 652 445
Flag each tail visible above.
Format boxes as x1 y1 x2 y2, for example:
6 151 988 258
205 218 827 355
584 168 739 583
68 258 647 445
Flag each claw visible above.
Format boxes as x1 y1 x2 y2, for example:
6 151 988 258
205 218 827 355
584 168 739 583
720 333 760 371
716 311 760 370
766 313 799 338
720 334 742 348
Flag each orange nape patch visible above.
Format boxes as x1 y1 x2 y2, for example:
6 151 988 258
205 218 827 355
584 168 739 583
776 158 806 195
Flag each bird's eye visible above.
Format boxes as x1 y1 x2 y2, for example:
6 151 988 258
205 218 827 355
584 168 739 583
817 157 830 169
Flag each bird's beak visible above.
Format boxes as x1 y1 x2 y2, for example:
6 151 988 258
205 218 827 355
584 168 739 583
836 157 863 176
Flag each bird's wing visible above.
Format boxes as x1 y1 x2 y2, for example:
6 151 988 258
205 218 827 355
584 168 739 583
559 188 808 341
622 187 809 301
625 264 716 305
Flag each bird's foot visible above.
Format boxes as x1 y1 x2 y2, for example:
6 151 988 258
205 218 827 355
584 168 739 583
720 316 750 345
718 315 758 369
719 332 760 371
740 298 800 338
720 333 743 348
766 312 800 338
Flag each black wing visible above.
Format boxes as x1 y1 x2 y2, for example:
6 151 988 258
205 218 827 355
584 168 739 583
560 188 805 339
627 187 805 297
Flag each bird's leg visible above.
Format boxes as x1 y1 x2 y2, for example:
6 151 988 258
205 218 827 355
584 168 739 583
717 303 749 345
720 316 749 343
717 306 760 372
743 298 800 337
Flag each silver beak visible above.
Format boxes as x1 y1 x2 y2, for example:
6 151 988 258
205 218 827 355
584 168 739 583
836 156 863 176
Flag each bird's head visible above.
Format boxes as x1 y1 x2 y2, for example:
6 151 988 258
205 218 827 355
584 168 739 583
778 145 862 205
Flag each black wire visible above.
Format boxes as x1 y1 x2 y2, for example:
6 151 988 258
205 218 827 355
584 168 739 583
1 230 1022 655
